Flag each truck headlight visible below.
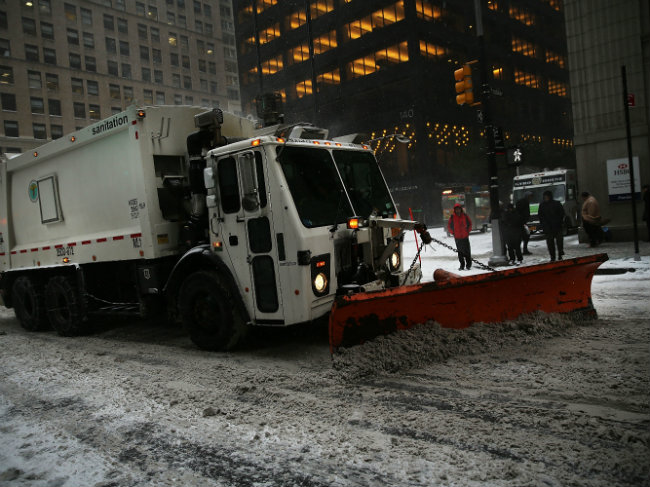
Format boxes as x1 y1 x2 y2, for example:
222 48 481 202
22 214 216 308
313 272 328 293
389 250 400 271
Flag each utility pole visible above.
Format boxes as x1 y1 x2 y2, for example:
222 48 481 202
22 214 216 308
621 65 640 261
474 0 507 266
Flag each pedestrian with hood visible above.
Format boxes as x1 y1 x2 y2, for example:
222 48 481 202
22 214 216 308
447 203 473 270
538 190 566 261
516 191 533 254
581 191 603 247
502 203 523 265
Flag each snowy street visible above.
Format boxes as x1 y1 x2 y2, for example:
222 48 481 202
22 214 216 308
1 229 649 487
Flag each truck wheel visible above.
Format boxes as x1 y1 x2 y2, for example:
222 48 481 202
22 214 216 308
178 271 246 351
45 276 85 336
12 276 49 331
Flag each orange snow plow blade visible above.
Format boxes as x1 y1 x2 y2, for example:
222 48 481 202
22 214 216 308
329 253 608 352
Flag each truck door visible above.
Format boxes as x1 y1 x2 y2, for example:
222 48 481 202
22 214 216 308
215 150 283 324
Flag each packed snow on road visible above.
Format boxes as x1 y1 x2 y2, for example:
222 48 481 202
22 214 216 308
1 229 649 487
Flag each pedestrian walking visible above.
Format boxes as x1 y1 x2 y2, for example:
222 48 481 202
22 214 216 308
642 184 650 242
502 203 523 264
581 191 603 247
447 203 473 270
515 191 533 254
538 190 566 261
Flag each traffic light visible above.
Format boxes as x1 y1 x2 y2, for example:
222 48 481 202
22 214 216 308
454 61 479 106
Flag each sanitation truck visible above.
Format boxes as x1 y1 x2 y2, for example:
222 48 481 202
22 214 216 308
441 186 490 235
512 168 579 234
0 105 426 350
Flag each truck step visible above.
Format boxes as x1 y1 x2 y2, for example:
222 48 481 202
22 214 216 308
89 304 141 316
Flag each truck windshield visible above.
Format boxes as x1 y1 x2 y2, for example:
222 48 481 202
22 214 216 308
277 146 353 228
332 150 396 218
514 184 566 209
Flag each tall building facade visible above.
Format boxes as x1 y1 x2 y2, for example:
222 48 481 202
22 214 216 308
234 0 574 223
0 0 241 155
564 0 649 241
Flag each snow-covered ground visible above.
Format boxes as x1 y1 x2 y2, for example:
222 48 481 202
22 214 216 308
1 229 649 487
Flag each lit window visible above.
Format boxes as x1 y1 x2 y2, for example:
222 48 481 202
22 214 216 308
314 30 337 53
317 68 340 85
487 1 498 11
419 40 446 59
310 0 334 19
511 37 536 57
415 0 441 21
261 55 283 75
295 79 312 98
288 10 306 29
545 51 566 68
256 0 277 14
548 80 568 97
509 6 535 26
288 44 309 64
259 23 280 44
347 42 409 79
513 70 540 89
344 1 405 40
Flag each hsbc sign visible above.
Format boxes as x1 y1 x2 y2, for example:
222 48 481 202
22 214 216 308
607 157 640 202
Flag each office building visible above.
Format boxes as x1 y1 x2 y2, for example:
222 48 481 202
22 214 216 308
234 0 574 223
0 0 241 155
564 0 649 241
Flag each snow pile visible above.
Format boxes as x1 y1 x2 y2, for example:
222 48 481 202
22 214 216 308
332 312 585 379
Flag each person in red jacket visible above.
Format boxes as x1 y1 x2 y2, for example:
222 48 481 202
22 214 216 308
447 203 473 270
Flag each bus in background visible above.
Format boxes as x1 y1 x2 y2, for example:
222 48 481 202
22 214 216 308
441 186 490 235
512 168 579 234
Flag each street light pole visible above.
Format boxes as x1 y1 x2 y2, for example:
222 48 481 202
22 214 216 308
474 0 507 266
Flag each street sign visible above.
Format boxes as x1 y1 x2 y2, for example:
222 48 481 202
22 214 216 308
493 127 505 154
507 146 523 166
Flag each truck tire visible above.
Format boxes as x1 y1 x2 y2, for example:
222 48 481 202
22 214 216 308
178 271 246 351
45 276 86 336
12 276 49 331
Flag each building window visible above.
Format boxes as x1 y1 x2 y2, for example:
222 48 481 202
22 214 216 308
107 60 118 76
0 65 14 85
174 94 182 105
182 55 190 69
111 106 122 115
0 39 10 58
178 15 186 28
28 70 42 89
81 7 92 25
69 53 82 69
119 40 130 56
195 20 203 33
1 93 16 111
40 21 54 39
83 32 95 49
200 78 208 91
67 28 79 45
0 12 7 30
198 59 206 72
121 63 132 79
33 123 47 139
167 12 176 25
152 48 162 63
139 45 149 61
46 73 58 91
258 23 279 44
71 77 84 94
208 61 216 74
117 18 128 34
514 69 540 89
147 6 158 21
172 73 180 88
170 52 179 66
346 41 409 79
260 56 282 75
287 9 306 30
143 89 153 104
85 56 96 72
73 102 85 118
136 2 145 16
548 80 568 97
137 23 147 40
115 0 126 11
43 47 56 64
155 91 165 104
25 44 39 62
150 27 160 43
87 80 99 95
210 81 217 94
511 37 536 57
183 76 192 89
142 67 151 82
51 124 63 139
310 0 334 19
545 51 566 68
30 97 44 114
89 104 100 120
123 86 133 104
227 88 239 100
154 70 163 83
104 14 114 31
419 40 446 59
169 33 177 47
509 6 535 25
185 95 193 104
64 3 77 22
344 1 405 41
415 0 441 21
48 98 61 116
106 37 116 54
317 68 340 85
109 84 120 100
193 0 201 14
22 17 37 36
180 35 189 51
3 120 18 137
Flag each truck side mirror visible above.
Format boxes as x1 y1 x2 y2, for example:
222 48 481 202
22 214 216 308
239 152 259 212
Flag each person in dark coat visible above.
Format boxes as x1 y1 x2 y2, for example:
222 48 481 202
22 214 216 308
642 184 650 242
447 203 473 270
538 190 566 261
502 203 523 264
515 192 533 254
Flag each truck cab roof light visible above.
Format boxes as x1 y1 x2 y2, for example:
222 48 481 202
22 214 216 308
251 139 262 147
312 140 320 145
347 217 361 230
137 109 146 119
276 137 285 144
361 144 369 150
335 142 342 147
70 136 76 142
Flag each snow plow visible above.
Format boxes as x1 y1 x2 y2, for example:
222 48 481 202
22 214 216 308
329 253 608 352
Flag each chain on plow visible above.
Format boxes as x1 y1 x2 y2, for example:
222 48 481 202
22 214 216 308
403 235 496 282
